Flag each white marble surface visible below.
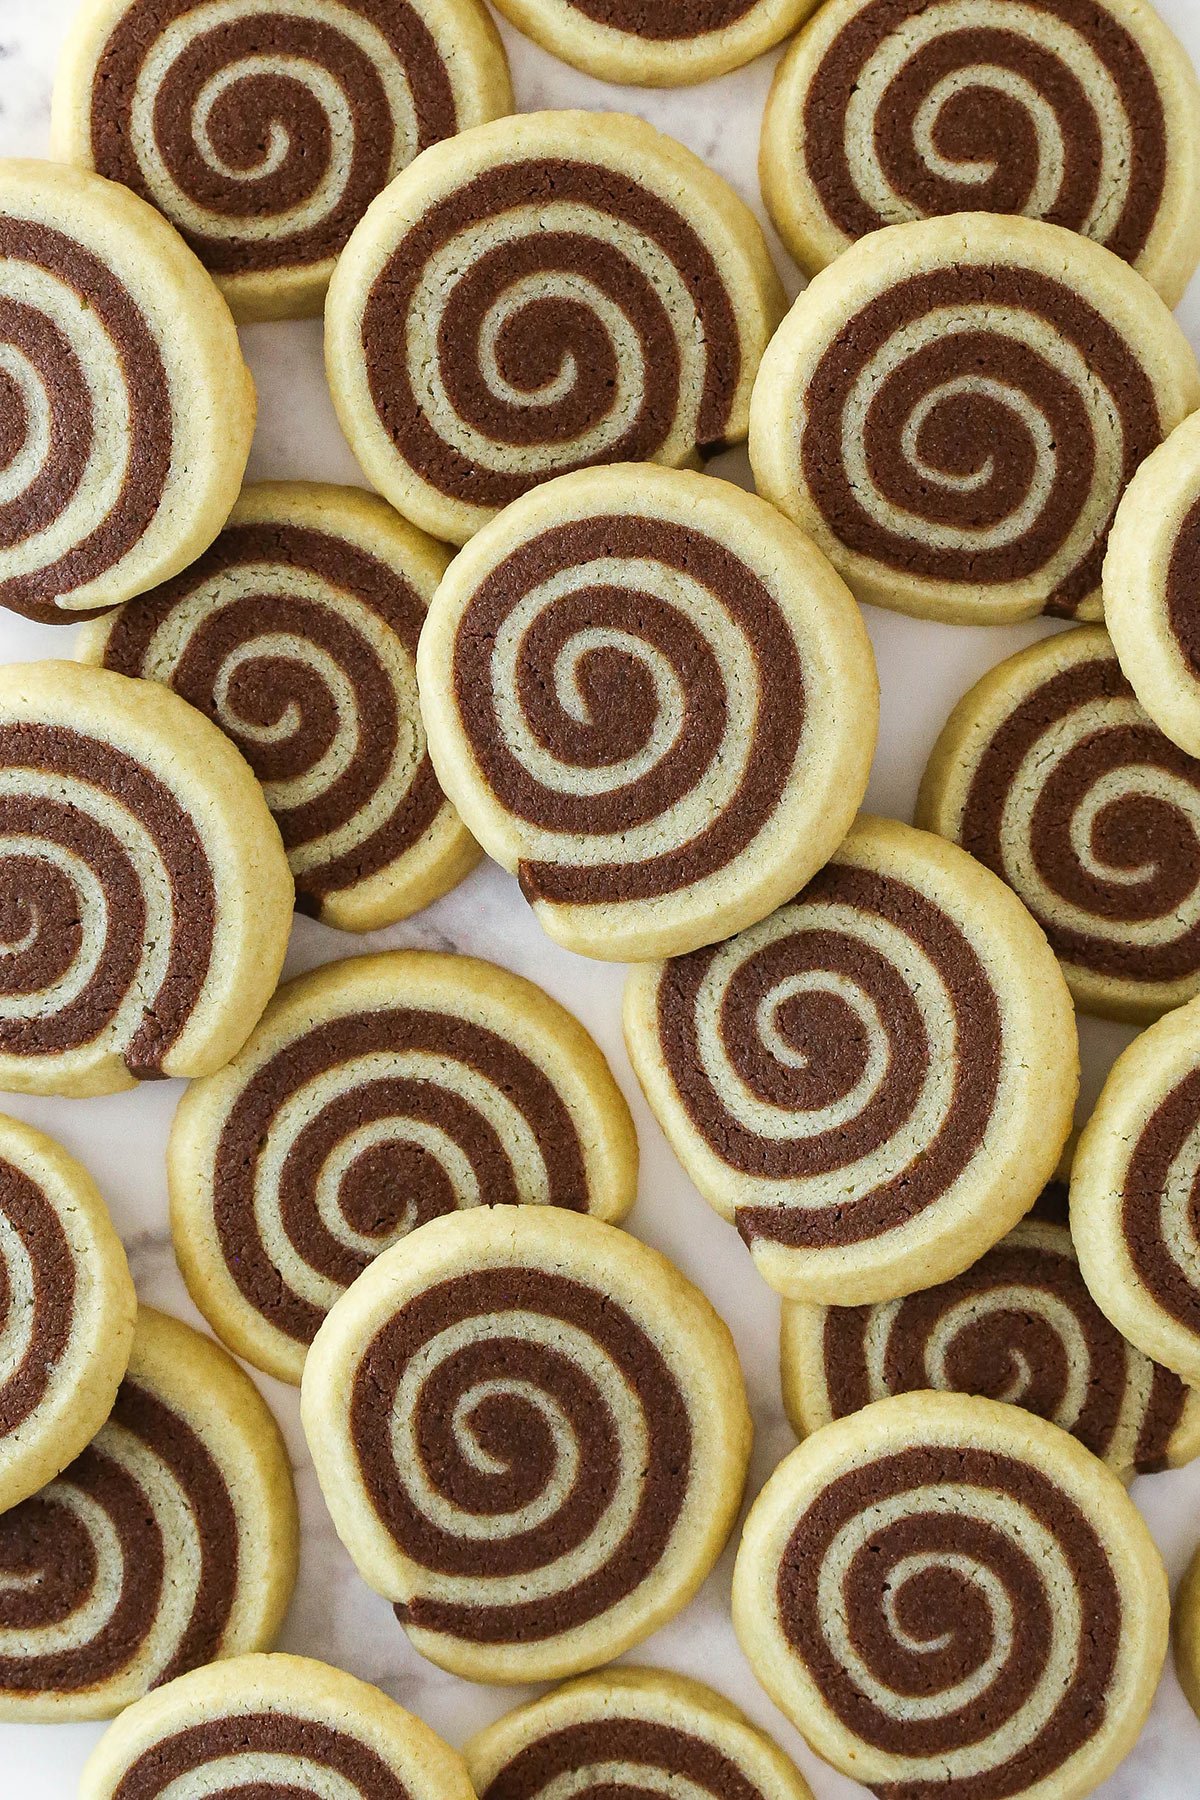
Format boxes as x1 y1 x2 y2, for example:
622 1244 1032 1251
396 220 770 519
3 1 1200 1793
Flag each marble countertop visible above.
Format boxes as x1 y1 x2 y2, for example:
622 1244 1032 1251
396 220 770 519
4 1 1200 1794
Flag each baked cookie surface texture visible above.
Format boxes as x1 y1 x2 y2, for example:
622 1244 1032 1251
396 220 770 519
492 0 818 88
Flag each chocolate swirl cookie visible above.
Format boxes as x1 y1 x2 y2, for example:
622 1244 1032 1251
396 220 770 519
467 1668 814 1800
489 0 816 87
0 662 293 1097
0 160 253 624
750 214 1200 624
0 1308 298 1720
1072 991 1200 1389
78 482 479 932
326 112 786 545
918 625 1200 1021
52 0 513 322
762 0 1200 305
418 465 878 961
782 1183 1200 1478
0 1116 135 1514
170 949 638 1384
624 814 1078 1304
733 1393 1169 1800
80 1653 476 1799
300 1207 752 1683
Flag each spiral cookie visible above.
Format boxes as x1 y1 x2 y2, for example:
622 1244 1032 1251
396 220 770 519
0 1116 135 1514
624 814 1077 1305
419 466 878 961
782 1183 1200 1478
918 625 1200 1022
1105 411 1200 759
761 0 1200 306
300 1207 751 1683
0 1307 298 1720
170 949 638 1384
0 661 293 1097
466 1669 814 1800
78 482 478 933
733 1393 1169 1800
490 0 816 88
0 160 254 624
51 0 513 323
80 1653 476 1800
749 214 1200 625
326 112 786 546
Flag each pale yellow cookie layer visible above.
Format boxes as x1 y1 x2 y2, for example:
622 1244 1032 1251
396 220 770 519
491 0 816 87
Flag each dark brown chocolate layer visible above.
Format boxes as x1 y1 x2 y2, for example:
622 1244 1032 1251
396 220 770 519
564 0 758 40
113 1712 412 1798
0 1157 75 1438
1122 1067 1200 1333
482 1717 764 1799
1166 493 1200 675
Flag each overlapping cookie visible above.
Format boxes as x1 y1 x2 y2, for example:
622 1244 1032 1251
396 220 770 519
418 465 878 960
0 1308 298 1720
734 1392 1169 1800
78 482 478 932
52 0 513 321
491 0 816 87
467 1669 814 1800
749 214 1200 623
624 814 1077 1304
326 112 786 545
300 1207 751 1684
0 159 253 623
762 0 1200 305
0 1115 135 1513
0 662 293 1096
80 1653 476 1799
1176 1543 1200 1725
170 949 638 1383
782 1182 1200 1478
918 626 1200 1021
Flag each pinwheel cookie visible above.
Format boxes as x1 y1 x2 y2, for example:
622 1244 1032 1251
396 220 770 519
0 661 293 1096
761 0 1200 306
80 1654 475 1800
418 465 878 961
326 112 785 545
78 482 478 932
300 1207 751 1684
733 1393 1169 1800
0 1308 298 1720
170 949 638 1383
490 0 816 87
1072 993 1200 1388
782 1182 1200 1479
0 1116 135 1513
918 626 1200 1022
466 1669 813 1800
52 0 512 322
749 214 1200 624
624 814 1077 1304
0 159 253 623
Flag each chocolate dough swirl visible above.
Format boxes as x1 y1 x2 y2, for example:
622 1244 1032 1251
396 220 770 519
1120 1068 1200 1337
112 1714 413 1799
481 1719 768 1800
564 0 759 40
349 1267 692 1644
0 1157 75 1438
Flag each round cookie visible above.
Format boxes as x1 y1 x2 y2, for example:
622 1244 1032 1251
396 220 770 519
1175 1543 1200 1723
624 814 1078 1305
917 625 1200 1022
733 1393 1169 1800
0 158 254 623
0 661 293 1097
489 0 816 88
0 1115 136 1513
1071 992 1200 1388
326 111 786 546
781 1181 1200 1479
761 0 1200 306
466 1669 814 1800
749 213 1200 625
80 1653 476 1799
0 1307 298 1720
300 1206 751 1684
1105 410 1200 758
77 481 479 933
418 465 878 962
51 0 513 323
170 948 639 1384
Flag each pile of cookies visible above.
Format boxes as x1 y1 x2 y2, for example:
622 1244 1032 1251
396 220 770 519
3 0 1200 1795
